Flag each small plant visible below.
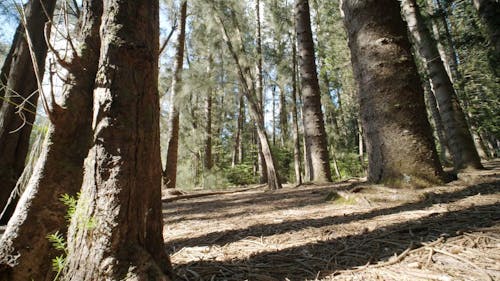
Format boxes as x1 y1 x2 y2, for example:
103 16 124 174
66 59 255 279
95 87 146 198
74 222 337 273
47 231 67 281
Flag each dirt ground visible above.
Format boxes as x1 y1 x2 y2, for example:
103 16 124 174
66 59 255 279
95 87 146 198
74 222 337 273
163 160 500 281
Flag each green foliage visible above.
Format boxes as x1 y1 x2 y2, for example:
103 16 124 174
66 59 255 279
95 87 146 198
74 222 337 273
225 164 257 186
60 193 78 222
335 153 365 180
47 231 67 281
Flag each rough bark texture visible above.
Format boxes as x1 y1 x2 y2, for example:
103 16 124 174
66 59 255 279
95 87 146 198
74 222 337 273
342 0 447 187
0 1 102 280
0 0 57 224
0 25 21 104
295 0 332 183
401 0 483 171
204 55 213 171
63 0 173 279
164 1 187 189
473 0 500 58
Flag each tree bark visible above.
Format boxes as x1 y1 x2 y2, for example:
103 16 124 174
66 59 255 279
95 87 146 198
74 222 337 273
0 1 101 280
0 25 21 105
291 33 302 185
204 55 213 171
342 0 447 187
401 0 483 171
0 0 57 224
63 0 173 279
232 95 244 167
295 0 332 183
164 0 187 189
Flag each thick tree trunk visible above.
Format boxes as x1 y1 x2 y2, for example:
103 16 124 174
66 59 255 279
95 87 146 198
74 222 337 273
401 0 483 171
473 0 500 58
64 0 173 280
0 0 57 224
0 25 22 104
291 34 302 185
0 1 102 279
342 0 447 187
295 0 332 183
164 1 187 189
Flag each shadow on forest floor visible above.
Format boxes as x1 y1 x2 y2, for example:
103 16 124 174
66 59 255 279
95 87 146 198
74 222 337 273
163 161 500 281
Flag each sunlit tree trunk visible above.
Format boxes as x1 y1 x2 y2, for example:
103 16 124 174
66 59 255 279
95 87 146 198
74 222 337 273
0 0 57 224
64 0 173 279
401 0 483 171
342 0 447 187
164 0 187 189
0 1 101 280
255 0 267 184
291 34 302 185
296 0 332 183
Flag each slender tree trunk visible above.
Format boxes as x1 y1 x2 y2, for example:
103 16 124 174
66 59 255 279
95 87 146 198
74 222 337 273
473 0 500 58
291 34 302 185
401 0 483 171
255 0 267 184
295 0 332 183
164 1 187 189
278 84 288 147
0 0 57 224
216 11 282 190
232 95 244 167
0 1 101 280
204 55 213 171
0 26 21 104
342 0 447 187
272 85 276 145
64 0 173 279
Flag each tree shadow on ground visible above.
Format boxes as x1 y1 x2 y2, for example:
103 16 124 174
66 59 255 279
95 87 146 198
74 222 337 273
173 202 500 281
166 178 499 250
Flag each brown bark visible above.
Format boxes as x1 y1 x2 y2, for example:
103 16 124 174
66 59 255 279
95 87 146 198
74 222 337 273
64 0 173 280
0 1 102 280
295 0 332 183
0 0 57 224
401 0 483 171
342 0 447 187
204 55 213 171
232 95 244 167
0 25 21 104
164 0 187 189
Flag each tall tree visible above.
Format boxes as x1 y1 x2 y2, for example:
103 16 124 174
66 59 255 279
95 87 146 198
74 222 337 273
0 0 57 224
295 0 332 183
0 0 102 280
204 54 214 171
164 0 188 189
401 0 483 170
342 0 448 187
63 0 173 279
291 32 302 185
473 0 500 58
255 0 267 184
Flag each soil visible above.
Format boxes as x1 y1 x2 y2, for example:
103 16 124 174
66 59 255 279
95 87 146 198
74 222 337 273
163 160 500 281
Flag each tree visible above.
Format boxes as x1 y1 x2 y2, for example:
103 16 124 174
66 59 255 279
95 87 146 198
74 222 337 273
0 0 102 280
295 0 332 183
164 0 188 189
0 0 57 224
63 0 174 279
473 0 500 58
342 0 448 187
255 0 267 184
401 0 483 171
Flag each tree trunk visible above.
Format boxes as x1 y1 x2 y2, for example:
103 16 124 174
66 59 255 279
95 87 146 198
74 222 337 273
0 0 57 224
401 0 483 171
216 10 282 190
0 25 22 104
255 0 268 184
342 0 448 187
164 0 187 189
278 84 288 147
473 0 500 58
204 55 213 171
0 1 101 279
232 95 244 167
295 0 332 183
291 33 302 185
64 0 173 279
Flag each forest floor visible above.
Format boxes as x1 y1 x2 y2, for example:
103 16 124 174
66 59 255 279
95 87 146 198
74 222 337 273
163 160 500 281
